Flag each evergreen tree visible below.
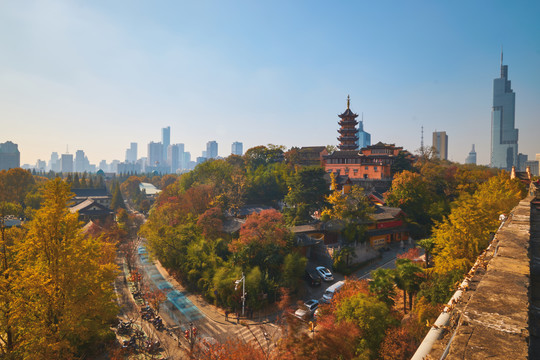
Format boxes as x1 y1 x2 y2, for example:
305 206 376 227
111 181 125 211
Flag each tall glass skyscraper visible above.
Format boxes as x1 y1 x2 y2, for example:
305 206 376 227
490 53 518 171
356 114 371 150
162 126 170 163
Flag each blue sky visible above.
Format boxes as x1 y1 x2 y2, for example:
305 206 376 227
1 0 539 166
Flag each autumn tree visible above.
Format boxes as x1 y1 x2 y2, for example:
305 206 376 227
0 202 22 356
322 180 374 244
0 168 36 206
432 173 524 275
13 179 117 359
229 209 292 279
334 291 395 359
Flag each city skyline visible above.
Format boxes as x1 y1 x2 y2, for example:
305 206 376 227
1 1 539 166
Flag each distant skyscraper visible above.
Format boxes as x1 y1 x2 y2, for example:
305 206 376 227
74 150 87 173
35 159 46 172
162 127 170 163
0 141 20 170
99 160 108 172
61 154 73 173
183 151 191 170
206 141 218 159
517 153 528 171
356 114 371 149
231 141 243 156
126 142 137 163
432 131 448 160
465 144 477 164
168 144 184 173
490 52 518 171
49 152 59 172
148 141 163 166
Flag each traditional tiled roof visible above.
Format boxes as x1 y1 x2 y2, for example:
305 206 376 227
323 150 362 159
338 108 359 118
372 206 404 221
72 188 110 198
69 199 113 215
299 146 327 153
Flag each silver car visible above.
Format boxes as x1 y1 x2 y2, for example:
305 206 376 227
294 299 319 320
316 266 334 281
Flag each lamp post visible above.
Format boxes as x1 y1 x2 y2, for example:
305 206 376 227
235 272 246 317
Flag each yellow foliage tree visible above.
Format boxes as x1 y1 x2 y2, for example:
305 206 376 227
13 179 117 359
433 173 524 274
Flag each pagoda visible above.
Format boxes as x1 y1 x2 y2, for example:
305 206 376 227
337 95 359 150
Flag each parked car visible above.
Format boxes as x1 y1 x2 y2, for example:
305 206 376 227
322 280 345 303
294 299 319 320
304 269 322 286
316 266 334 281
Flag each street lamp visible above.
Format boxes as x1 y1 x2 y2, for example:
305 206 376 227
235 272 246 317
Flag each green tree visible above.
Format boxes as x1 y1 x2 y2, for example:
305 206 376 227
395 258 424 312
110 181 125 211
284 166 328 225
369 268 397 307
13 179 117 358
281 252 307 291
335 292 394 359
417 238 436 268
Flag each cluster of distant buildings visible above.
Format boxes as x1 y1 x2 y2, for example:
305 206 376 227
1 54 537 176
117 126 243 174
1 128 243 174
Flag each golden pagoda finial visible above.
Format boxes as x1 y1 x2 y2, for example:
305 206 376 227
347 95 350 109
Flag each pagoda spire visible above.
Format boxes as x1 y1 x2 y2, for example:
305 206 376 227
347 94 350 109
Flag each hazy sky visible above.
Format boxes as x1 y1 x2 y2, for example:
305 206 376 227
2 1 539 166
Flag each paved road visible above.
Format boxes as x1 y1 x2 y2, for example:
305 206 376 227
135 243 281 353
303 240 417 302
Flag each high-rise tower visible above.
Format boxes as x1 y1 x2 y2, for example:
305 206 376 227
432 131 448 160
490 51 518 171
337 95 359 151
162 126 170 163
465 144 477 165
356 113 371 149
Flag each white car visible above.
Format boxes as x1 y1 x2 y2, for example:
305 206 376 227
294 299 319 320
316 266 334 281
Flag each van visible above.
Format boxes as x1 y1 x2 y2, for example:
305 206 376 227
322 280 345 303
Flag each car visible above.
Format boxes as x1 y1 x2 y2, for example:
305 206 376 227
304 269 322 286
294 299 319 320
322 280 345 303
316 266 334 281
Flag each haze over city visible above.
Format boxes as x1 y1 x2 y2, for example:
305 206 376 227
1 0 539 166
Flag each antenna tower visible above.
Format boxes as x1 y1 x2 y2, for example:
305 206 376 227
420 126 424 152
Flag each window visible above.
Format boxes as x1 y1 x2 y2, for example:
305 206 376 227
374 166 378 171
353 169 358 174
363 174 368 179
365 166 369 170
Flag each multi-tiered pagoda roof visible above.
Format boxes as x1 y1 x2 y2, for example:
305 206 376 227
337 95 359 150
